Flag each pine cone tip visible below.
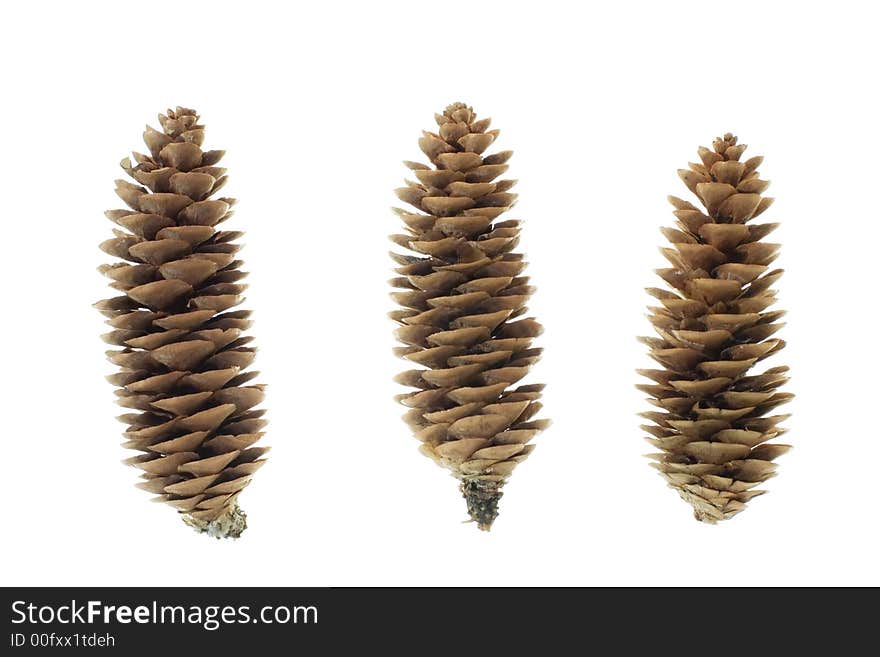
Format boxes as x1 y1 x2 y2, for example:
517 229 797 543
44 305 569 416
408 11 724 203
713 132 738 150
461 480 502 531
435 102 479 126
182 501 247 539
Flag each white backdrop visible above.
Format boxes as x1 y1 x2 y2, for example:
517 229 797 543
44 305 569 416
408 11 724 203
2 0 877 586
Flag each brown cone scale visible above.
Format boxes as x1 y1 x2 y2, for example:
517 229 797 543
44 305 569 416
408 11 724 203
97 107 268 538
390 103 550 530
640 133 792 523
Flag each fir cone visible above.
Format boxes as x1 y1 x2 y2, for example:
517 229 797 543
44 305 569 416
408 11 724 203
96 107 268 538
640 133 792 523
390 103 550 530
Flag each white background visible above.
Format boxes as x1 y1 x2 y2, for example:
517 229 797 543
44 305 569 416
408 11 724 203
2 0 877 586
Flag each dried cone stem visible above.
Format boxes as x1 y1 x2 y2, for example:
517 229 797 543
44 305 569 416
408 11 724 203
390 103 549 530
97 107 268 538
640 133 792 523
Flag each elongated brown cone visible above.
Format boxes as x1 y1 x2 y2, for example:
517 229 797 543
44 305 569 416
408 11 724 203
640 133 792 523
97 107 268 538
390 103 550 530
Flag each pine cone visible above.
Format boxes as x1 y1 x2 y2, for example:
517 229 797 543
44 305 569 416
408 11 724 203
640 133 793 523
96 107 268 538
390 103 550 530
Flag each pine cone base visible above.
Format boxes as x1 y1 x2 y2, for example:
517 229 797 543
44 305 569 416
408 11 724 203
461 479 502 531
182 501 247 539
